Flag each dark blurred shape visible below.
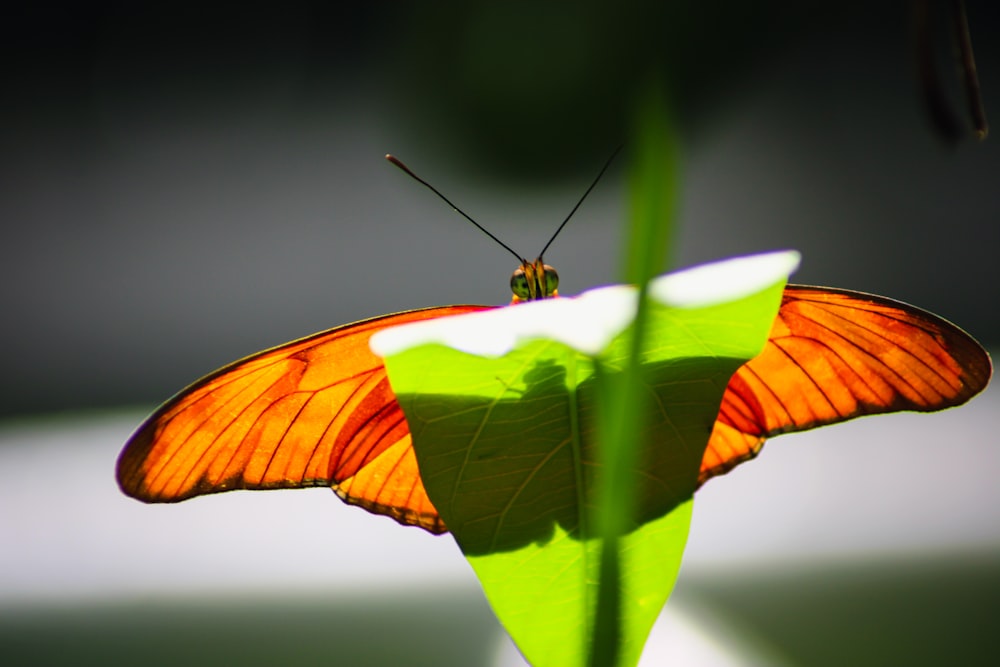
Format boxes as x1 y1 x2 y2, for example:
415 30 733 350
0 591 502 667
389 0 793 176
683 552 1000 666
913 0 989 143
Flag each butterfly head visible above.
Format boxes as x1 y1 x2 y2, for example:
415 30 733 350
510 258 559 303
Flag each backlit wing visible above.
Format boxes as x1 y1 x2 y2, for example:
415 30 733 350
699 285 992 484
116 306 487 533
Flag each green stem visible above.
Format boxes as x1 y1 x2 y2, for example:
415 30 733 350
589 81 679 667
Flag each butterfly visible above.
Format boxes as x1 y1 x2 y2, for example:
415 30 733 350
117 157 992 534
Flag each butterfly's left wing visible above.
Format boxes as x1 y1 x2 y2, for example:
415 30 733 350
699 285 992 484
117 306 487 533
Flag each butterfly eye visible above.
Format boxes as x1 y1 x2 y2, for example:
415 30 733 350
510 268 531 300
542 264 559 297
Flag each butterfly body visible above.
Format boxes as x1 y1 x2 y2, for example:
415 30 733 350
117 279 991 534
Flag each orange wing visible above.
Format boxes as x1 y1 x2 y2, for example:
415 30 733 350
117 306 487 534
699 285 992 484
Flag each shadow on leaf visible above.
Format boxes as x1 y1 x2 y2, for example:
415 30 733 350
400 355 746 555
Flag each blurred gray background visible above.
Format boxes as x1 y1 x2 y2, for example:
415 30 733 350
2 2 999 666
3 1 998 417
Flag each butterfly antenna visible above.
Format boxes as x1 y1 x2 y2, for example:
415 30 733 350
386 154 525 263
537 144 622 258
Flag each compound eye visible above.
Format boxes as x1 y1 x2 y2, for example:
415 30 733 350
510 268 531 300
542 264 559 297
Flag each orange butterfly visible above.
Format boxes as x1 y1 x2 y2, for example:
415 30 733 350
117 158 992 534
116 273 991 533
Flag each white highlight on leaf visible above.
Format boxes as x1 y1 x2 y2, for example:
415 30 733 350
369 250 801 359
649 250 800 307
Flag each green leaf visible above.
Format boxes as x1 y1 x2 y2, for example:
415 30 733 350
371 251 799 666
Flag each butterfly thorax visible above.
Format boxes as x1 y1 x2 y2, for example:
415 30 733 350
510 258 559 303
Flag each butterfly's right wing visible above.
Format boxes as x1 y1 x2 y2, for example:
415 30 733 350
116 305 489 534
